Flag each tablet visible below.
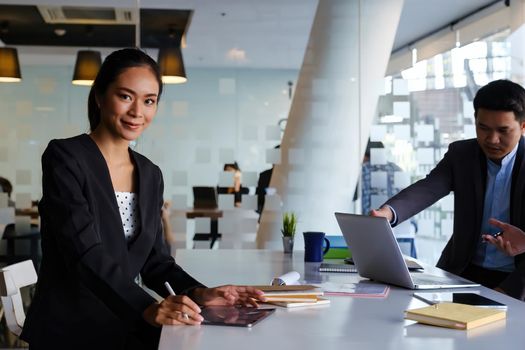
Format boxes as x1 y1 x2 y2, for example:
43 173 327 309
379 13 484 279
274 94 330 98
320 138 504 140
200 306 276 327
413 292 507 310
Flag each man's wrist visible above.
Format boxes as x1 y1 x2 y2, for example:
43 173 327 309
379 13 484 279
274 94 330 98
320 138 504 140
383 204 397 225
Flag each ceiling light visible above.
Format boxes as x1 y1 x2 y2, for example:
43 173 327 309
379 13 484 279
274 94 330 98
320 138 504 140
158 47 187 84
72 50 101 86
0 47 22 83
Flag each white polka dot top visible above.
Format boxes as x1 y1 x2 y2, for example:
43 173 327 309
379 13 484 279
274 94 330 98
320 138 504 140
115 192 140 240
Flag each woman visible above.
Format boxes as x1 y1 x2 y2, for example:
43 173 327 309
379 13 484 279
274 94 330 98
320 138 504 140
21 48 265 349
218 162 248 207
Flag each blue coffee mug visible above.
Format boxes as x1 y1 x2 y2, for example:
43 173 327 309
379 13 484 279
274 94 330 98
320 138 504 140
303 231 330 262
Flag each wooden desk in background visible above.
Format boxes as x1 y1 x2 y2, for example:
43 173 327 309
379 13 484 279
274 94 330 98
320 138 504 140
177 208 223 248
15 207 39 219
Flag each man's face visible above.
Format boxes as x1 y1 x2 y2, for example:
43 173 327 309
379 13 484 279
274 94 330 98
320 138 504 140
476 108 525 163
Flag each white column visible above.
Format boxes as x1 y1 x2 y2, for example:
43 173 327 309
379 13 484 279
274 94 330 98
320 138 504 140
509 0 525 84
257 0 404 249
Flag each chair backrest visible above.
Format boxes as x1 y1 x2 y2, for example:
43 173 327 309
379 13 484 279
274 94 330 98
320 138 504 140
0 260 38 336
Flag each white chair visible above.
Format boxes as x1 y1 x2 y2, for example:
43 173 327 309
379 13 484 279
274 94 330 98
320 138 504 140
0 260 38 336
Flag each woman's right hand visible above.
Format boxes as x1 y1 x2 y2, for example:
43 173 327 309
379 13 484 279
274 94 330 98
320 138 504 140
143 295 204 326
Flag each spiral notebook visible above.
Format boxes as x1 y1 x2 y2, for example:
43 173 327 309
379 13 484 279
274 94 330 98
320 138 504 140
319 263 357 273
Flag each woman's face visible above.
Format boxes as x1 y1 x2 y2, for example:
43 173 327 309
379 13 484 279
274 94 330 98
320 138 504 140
97 66 160 141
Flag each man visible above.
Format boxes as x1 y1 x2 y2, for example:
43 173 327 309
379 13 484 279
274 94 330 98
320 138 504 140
372 79 525 300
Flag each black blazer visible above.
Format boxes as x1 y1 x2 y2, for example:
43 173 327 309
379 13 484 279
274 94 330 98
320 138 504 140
21 134 204 349
385 138 525 299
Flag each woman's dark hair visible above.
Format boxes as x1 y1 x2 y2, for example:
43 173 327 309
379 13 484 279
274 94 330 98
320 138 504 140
0 177 12 198
473 79 525 122
223 162 240 171
87 48 163 131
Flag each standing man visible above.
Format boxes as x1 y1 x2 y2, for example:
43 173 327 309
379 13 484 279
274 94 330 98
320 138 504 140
372 79 525 300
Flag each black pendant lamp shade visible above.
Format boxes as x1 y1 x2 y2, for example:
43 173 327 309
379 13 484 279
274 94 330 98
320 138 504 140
72 50 102 86
158 47 187 84
0 47 22 83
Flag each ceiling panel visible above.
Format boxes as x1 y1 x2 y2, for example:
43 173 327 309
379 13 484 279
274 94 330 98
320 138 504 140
0 0 511 69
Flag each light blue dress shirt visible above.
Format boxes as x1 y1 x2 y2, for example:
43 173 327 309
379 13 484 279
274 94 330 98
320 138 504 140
472 143 518 272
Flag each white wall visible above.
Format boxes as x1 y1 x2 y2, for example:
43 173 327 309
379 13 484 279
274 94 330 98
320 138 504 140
0 65 297 204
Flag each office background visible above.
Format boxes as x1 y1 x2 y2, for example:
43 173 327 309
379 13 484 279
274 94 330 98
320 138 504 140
1 0 525 265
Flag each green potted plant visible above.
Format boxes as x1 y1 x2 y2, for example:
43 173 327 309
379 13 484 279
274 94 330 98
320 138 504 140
281 212 297 253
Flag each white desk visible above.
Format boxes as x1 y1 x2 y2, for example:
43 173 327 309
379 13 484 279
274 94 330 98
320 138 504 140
160 250 525 350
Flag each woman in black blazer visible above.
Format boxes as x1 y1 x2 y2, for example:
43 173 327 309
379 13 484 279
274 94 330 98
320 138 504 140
21 48 265 349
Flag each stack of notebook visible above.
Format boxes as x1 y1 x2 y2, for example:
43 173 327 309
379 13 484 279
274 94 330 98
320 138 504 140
405 302 506 330
254 285 329 308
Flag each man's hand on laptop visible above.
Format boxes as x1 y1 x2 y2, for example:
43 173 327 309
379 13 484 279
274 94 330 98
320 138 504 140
370 206 393 222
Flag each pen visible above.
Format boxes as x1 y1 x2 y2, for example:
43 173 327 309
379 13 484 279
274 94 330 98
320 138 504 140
164 281 176 296
164 281 190 321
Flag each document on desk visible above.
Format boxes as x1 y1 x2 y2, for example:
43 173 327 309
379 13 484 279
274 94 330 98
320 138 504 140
321 281 390 298
265 297 330 309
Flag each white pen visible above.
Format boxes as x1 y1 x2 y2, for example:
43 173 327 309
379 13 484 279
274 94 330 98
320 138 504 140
164 281 176 296
164 281 190 320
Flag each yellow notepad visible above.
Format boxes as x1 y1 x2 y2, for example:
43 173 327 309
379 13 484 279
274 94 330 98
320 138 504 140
405 302 506 330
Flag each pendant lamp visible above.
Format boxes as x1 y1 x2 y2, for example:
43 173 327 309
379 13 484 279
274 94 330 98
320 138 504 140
72 50 102 86
0 47 22 83
158 47 187 84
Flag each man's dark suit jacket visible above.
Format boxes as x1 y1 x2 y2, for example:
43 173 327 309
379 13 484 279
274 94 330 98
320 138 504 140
385 138 525 300
21 134 204 349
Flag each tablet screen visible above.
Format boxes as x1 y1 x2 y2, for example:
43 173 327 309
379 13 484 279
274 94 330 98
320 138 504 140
200 306 276 328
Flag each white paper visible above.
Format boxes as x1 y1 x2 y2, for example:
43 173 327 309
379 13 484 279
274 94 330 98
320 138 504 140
271 271 300 286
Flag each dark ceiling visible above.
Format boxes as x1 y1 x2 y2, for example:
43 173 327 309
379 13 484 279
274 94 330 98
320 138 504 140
0 5 191 48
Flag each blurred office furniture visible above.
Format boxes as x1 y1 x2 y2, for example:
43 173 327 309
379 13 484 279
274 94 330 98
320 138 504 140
193 186 218 209
1 223 41 271
0 260 37 336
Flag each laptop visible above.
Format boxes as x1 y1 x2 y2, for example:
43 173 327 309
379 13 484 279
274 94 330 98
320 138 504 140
192 186 218 209
334 213 480 290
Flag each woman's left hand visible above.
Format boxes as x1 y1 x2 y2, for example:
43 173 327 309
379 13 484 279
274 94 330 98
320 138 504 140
191 285 266 307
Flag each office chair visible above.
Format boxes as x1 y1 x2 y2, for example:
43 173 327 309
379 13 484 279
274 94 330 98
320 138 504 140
0 260 38 336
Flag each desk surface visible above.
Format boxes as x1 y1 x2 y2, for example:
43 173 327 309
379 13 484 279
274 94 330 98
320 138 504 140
160 250 525 350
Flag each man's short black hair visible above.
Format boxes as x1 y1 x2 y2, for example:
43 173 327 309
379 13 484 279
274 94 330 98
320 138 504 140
473 79 525 121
